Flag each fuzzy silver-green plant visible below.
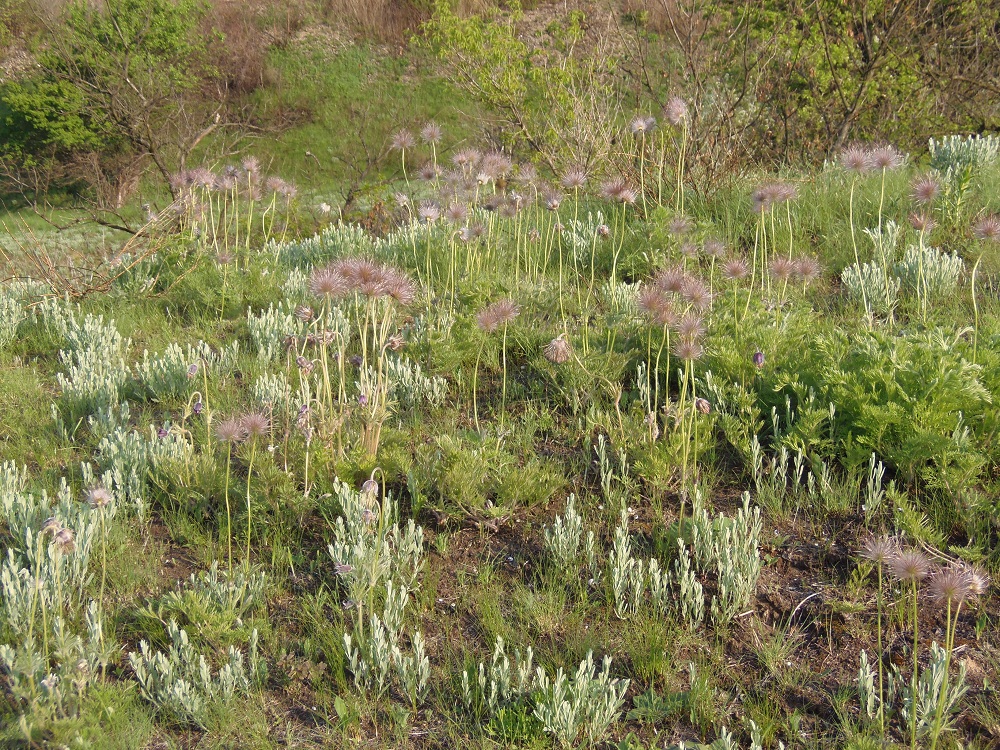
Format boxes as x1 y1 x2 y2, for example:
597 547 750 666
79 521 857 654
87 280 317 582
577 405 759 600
0 602 115 716
544 494 584 576
533 651 630 748
842 260 900 318
691 493 762 626
461 637 536 717
895 245 963 300
130 621 259 728
609 509 645 619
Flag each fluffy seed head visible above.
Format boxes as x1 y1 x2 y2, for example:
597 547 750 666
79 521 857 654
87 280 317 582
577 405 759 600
545 193 563 211
680 242 699 259
420 121 443 144
630 116 656 135
53 528 75 553
664 96 688 126
599 177 630 202
310 267 348 298
674 338 704 361
669 216 693 236
418 200 441 223
870 144 905 170
654 266 688 294
792 256 822 282
909 212 936 232
391 129 416 151
769 257 796 281
676 313 705 341
86 487 113 509
476 299 520 333
680 277 713 311
481 151 513 179
543 334 573 364
561 168 587 190
840 145 874 174
452 148 481 169
41 517 62 535
241 413 270 440
929 565 972 607
962 564 990 597
703 237 727 259
972 215 1000 242
722 257 750 281
215 418 243 444
445 202 469 223
860 535 897 565
419 162 440 181
638 286 677 327
911 174 940 204
888 549 931 583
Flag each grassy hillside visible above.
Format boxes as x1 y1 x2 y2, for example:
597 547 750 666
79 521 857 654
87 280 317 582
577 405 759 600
0 126 999 748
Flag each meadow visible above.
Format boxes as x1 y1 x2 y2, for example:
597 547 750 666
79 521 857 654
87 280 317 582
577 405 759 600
1 100 1000 750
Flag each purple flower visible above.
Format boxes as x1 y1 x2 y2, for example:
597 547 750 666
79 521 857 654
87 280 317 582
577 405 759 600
753 350 765 368
348 355 363 369
157 427 169 439
193 400 203 415
358 393 369 406
186 363 199 379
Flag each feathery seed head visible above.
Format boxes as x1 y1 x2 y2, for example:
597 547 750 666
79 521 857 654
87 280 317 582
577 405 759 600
420 121 443 144
544 334 573 364
445 202 469 223
391 129 416 151
888 549 931 583
676 312 705 341
85 486 114 508
870 144 905 170
928 565 971 608
860 535 897 565
664 96 688 126
769 256 796 281
973 215 1000 242
911 174 940 204
681 277 713 311
241 412 270 440
909 212 936 232
476 299 520 333
418 200 441 223
840 145 874 174
654 266 688 294
561 168 587 190
792 256 822 282
722 257 750 281
674 338 704 361
215 418 243 444
53 528 75 553
703 237 727 258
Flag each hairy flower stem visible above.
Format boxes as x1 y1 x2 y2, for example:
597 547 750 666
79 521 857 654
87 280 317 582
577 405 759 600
972 255 982 365
245 440 257 571
875 562 886 738
98 506 108 611
910 578 919 750
473 338 485 434
501 323 510 427
930 599 963 749
848 177 871 322
224 443 233 575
